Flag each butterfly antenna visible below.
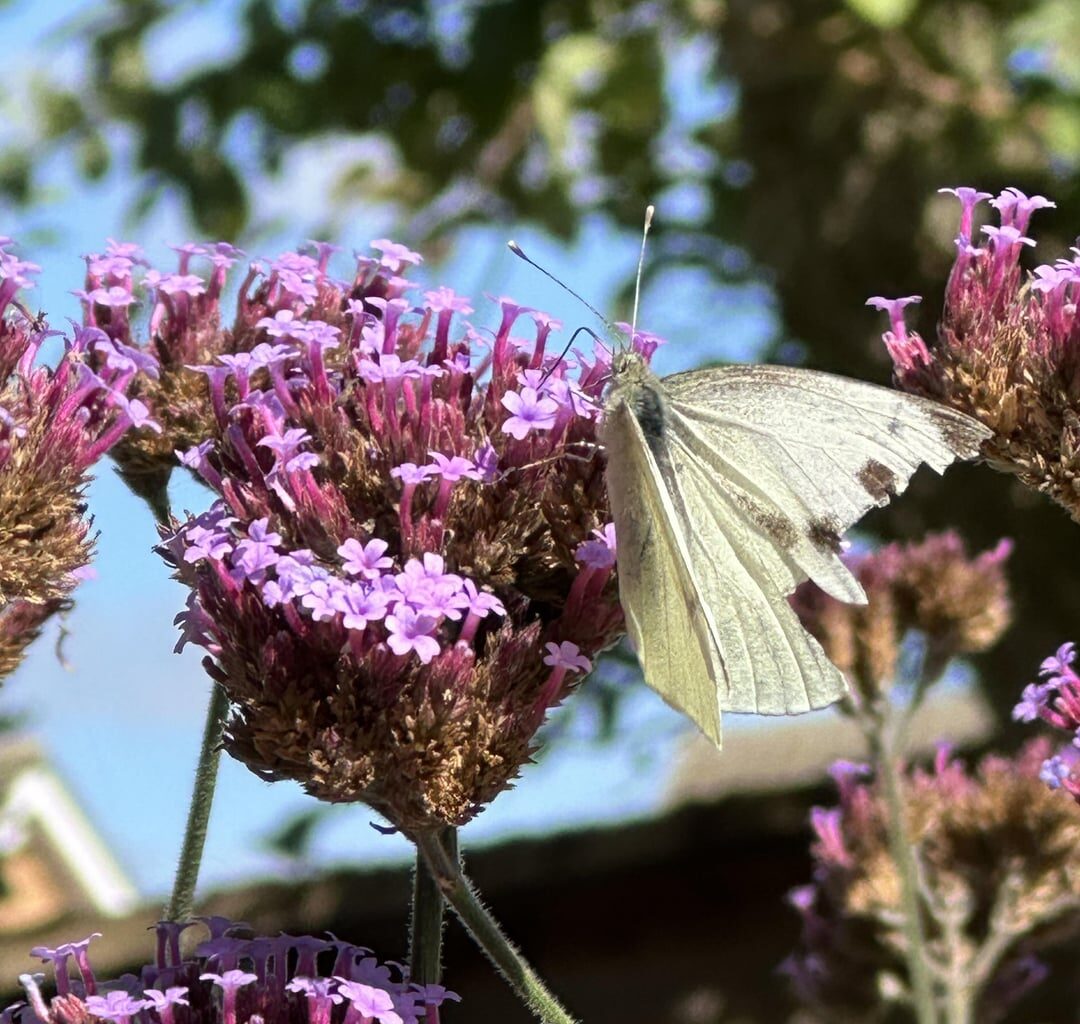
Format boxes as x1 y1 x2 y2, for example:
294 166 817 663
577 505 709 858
536 325 603 388
507 240 615 332
630 205 654 340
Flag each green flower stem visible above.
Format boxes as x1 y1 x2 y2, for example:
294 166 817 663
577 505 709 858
410 826 456 983
165 682 229 922
870 722 939 1024
414 830 578 1024
937 894 974 1024
135 479 226 925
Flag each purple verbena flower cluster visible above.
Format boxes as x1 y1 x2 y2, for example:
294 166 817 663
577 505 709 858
170 518 509 669
3 921 458 1024
78 239 249 514
869 186 1057 371
1014 642 1080 801
869 186 1080 521
113 235 640 831
0 239 159 683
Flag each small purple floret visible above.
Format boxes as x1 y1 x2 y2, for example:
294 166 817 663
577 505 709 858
500 387 559 439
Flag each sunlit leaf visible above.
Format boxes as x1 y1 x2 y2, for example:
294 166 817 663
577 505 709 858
843 0 917 28
533 33 616 170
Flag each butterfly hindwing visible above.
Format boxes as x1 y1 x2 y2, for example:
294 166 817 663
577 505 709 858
661 415 850 714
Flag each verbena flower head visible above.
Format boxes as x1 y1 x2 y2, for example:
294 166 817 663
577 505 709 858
2 921 457 1024
790 531 1012 702
1014 641 1080 803
785 743 1080 1021
0 240 159 683
75 241 256 515
872 185 1080 521
155 239 631 832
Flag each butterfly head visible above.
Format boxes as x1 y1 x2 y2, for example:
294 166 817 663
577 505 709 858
610 347 651 385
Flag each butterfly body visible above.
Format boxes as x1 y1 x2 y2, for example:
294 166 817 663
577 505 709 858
600 351 990 747
606 350 668 453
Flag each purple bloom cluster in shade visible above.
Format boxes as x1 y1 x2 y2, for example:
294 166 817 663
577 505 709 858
784 744 1072 1018
1014 641 1080 801
4 922 458 1024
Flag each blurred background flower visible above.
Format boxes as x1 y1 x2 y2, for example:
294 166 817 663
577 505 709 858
792 530 1012 704
786 742 1080 1024
2 921 458 1024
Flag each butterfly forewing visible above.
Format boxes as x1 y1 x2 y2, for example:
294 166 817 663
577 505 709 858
662 364 987 490
656 363 990 714
603 398 726 744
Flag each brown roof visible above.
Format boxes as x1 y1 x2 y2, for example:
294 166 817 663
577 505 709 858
667 686 995 805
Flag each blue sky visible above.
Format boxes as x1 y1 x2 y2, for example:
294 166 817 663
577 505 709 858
0 1 791 899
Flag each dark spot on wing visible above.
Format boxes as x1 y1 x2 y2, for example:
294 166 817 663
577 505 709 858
808 516 843 554
858 459 898 502
744 499 798 550
761 511 799 550
727 490 799 550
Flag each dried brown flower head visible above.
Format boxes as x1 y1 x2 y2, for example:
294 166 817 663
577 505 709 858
791 531 1011 701
787 742 1080 1022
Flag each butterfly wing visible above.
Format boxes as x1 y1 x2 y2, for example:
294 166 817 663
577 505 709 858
658 421 848 715
602 397 726 745
660 363 990 714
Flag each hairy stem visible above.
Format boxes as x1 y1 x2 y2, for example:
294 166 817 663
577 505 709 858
165 682 229 922
414 830 578 1024
871 721 939 1024
410 826 455 983
934 892 973 1024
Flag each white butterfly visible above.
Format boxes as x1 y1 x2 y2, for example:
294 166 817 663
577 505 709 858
599 351 989 746
509 222 990 748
